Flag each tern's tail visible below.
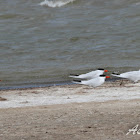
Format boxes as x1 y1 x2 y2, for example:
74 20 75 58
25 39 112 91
69 74 79 78
72 79 82 84
111 73 121 77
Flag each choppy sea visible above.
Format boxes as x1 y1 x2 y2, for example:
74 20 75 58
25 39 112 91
0 0 140 89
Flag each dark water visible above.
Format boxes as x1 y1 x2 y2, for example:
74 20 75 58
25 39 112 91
0 0 140 88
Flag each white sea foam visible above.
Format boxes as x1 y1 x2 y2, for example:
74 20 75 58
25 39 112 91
40 0 76 7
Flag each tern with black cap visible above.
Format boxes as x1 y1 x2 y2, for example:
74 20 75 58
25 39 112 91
111 70 140 83
72 74 110 87
69 68 108 80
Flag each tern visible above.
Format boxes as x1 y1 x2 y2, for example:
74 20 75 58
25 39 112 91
69 68 108 79
111 70 140 83
72 74 110 87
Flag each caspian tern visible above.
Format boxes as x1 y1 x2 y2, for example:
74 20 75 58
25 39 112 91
72 75 110 87
111 70 140 83
69 68 108 79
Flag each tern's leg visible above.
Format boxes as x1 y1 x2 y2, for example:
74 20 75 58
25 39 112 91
120 80 124 86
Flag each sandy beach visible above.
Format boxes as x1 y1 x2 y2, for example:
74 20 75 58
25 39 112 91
0 80 140 140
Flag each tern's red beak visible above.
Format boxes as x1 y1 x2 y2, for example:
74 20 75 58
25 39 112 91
106 76 110 78
104 70 108 72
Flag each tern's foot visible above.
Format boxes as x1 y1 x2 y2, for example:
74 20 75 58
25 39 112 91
120 80 125 86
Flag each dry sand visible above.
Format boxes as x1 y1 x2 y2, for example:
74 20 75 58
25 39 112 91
0 80 140 140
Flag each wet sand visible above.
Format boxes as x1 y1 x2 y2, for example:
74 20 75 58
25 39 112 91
0 80 140 140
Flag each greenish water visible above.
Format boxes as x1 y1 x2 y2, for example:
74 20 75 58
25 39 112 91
0 0 140 88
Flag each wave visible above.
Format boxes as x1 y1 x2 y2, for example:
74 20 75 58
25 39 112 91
40 0 76 7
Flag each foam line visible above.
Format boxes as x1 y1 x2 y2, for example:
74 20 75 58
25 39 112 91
40 0 76 7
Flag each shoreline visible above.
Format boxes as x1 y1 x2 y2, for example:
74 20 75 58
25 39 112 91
0 79 140 108
0 80 73 91
0 77 120 91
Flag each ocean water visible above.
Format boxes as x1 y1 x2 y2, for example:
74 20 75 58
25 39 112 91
0 0 140 88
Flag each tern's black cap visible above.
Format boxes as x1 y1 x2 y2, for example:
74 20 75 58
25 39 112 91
99 74 106 77
98 68 104 70
112 72 119 75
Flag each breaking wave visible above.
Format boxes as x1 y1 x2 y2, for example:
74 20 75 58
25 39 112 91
40 0 76 7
